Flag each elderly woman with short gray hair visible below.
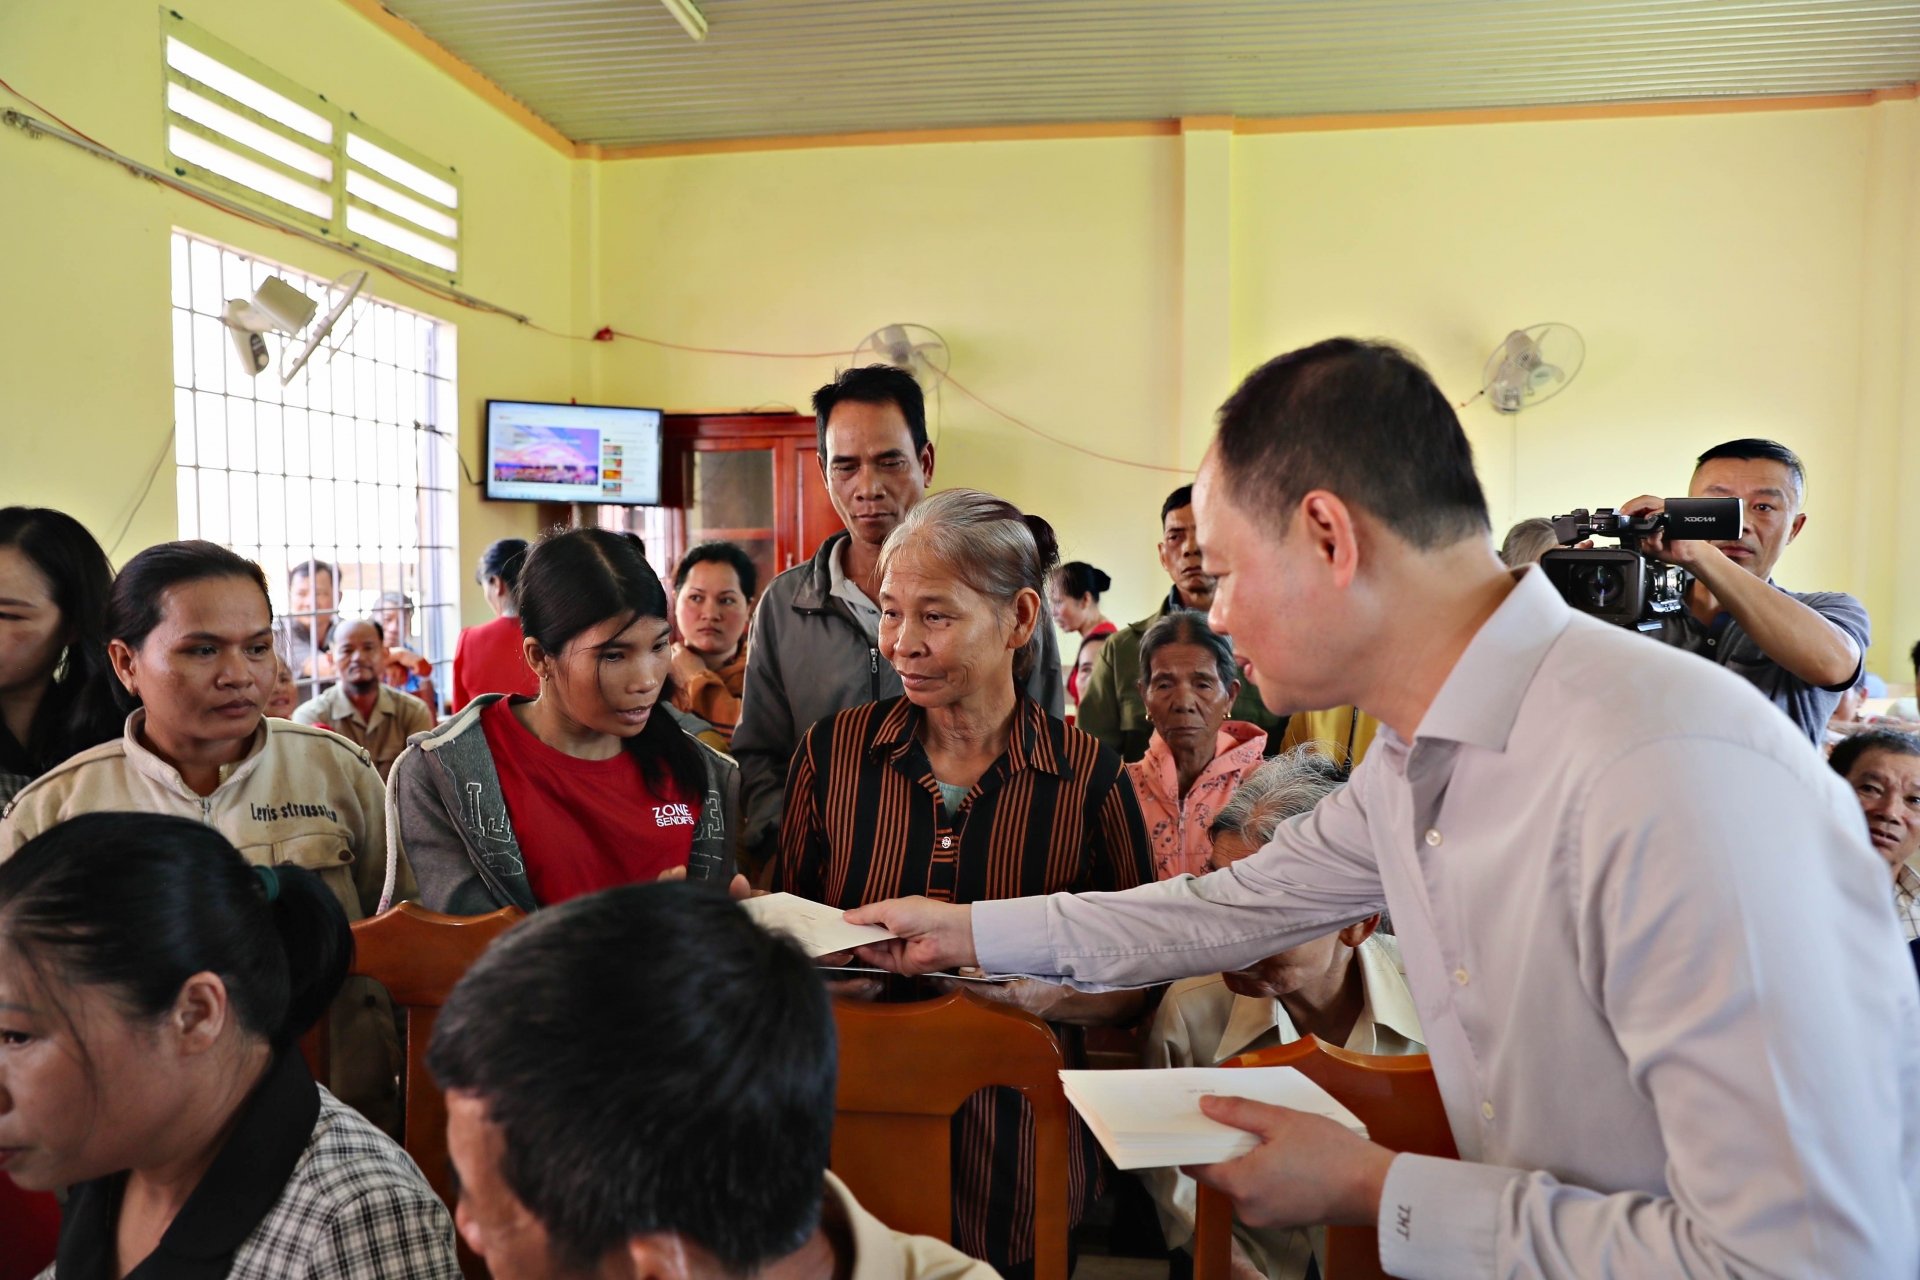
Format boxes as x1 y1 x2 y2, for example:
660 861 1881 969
776 487 1152 1276
1141 745 1425 1280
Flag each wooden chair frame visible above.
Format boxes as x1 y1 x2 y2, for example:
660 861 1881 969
1193 1037 1456 1280
831 989 1072 1280
301 902 523 1279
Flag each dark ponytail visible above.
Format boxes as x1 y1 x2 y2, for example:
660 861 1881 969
0 507 123 767
1053 560 1111 602
0 813 352 1051
516 527 708 805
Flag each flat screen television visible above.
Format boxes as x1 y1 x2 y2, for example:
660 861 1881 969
484 399 664 505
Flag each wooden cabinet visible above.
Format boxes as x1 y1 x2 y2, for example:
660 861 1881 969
600 413 841 592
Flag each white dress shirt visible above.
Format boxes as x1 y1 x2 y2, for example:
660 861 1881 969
974 567 1920 1279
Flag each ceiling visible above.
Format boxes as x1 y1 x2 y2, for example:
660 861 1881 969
382 0 1920 148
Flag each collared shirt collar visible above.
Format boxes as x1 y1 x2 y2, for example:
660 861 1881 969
1400 566 1571 755
55 1051 320 1280
867 693 1067 780
121 708 268 800
1214 935 1426 1061
314 681 393 730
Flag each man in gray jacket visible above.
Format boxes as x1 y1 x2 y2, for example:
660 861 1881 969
732 365 1063 869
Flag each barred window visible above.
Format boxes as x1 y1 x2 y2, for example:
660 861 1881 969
170 230 459 709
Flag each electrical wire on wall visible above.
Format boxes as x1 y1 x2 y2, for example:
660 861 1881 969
5 78 1197 498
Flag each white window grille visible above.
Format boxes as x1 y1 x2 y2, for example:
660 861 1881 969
170 230 459 709
163 12 462 283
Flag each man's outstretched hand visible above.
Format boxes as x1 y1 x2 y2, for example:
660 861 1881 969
843 896 978 974
1185 1096 1396 1231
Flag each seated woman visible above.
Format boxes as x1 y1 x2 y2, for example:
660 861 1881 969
0 540 410 1133
0 507 124 809
449 538 536 712
0 812 460 1278
392 527 738 915
667 541 756 751
1127 611 1268 880
1140 747 1425 1280
777 488 1153 1279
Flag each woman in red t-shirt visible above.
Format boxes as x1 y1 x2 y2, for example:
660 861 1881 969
390 528 739 913
448 538 540 712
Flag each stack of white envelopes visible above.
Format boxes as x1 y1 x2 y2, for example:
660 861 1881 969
1060 1067 1369 1170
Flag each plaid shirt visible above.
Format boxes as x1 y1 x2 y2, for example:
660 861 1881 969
44 1054 459 1280
1897 864 1920 943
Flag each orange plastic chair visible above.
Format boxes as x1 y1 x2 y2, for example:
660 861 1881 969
1193 1037 1457 1280
831 989 1072 1280
301 902 524 1279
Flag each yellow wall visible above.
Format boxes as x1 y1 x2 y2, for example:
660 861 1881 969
0 0 576 623
5 2 1918 668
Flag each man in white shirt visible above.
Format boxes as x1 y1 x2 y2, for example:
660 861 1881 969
850 338 1920 1278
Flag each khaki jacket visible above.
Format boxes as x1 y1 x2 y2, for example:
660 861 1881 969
0 712 416 1133
291 682 436 782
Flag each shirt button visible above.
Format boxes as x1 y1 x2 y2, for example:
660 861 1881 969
1425 829 1443 847
939 836 953 850
1454 968 1469 986
1482 1100 1495 1121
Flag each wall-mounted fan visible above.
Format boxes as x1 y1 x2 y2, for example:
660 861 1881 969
221 270 369 384
852 323 950 390
1480 323 1584 413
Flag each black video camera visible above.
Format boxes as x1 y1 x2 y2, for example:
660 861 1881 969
1537 497 1742 631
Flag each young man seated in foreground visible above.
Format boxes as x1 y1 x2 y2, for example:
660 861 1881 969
427 880 1001 1280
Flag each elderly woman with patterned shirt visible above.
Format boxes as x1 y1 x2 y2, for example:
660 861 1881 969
777 488 1152 1279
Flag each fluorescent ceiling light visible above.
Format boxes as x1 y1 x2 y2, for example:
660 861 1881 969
659 0 708 41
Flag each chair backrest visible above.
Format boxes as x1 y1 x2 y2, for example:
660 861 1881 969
1193 1037 1456 1280
831 989 1072 1280
300 902 523 1279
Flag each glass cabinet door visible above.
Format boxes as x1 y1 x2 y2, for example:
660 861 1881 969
686 445 777 595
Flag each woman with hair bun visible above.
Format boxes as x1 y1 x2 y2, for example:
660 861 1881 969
392 526 738 915
449 538 538 712
776 488 1151 1276
0 813 459 1278
1049 560 1116 705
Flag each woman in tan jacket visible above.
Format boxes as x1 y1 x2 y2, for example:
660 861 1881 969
0 540 414 1133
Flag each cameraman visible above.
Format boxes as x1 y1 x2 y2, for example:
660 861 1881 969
1624 438 1868 746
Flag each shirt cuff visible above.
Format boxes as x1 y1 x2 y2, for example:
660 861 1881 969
972 895 1057 975
1376 1153 1515 1280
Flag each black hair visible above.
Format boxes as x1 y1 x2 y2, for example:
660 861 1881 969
1215 338 1491 549
1695 438 1806 500
1831 728 1920 781
1052 561 1111 601
1137 610 1238 691
1160 486 1194 526
674 541 759 603
108 541 274 656
1910 638 1919 681
515 527 706 803
812 364 928 460
0 508 124 769
0 812 351 1052
287 558 337 587
428 882 834 1274
476 538 530 591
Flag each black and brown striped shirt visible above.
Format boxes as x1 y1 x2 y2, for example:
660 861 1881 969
776 694 1152 1271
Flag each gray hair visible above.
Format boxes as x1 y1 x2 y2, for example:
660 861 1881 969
1137 610 1237 691
1499 517 1560 569
1208 745 1346 845
878 489 1059 682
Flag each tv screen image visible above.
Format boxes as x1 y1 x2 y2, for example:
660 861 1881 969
485 400 663 505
